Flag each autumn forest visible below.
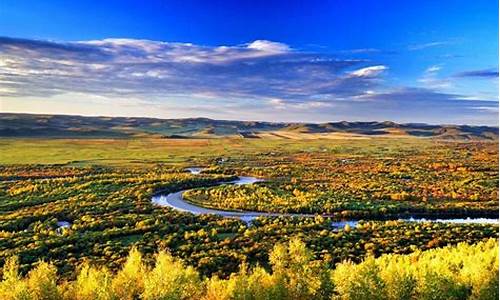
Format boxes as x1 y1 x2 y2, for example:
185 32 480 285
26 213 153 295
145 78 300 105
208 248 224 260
0 115 498 299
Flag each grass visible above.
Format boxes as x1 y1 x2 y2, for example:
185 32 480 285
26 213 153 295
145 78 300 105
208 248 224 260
0 137 441 166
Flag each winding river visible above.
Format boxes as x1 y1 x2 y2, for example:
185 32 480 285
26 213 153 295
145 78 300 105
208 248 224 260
151 168 499 226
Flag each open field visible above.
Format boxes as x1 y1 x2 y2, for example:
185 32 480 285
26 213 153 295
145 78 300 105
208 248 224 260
1 135 493 165
0 136 435 165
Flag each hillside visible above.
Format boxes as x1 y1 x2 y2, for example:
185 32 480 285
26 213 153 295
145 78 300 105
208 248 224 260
0 113 497 140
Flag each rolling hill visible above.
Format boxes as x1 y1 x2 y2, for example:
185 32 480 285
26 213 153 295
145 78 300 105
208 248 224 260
0 113 497 140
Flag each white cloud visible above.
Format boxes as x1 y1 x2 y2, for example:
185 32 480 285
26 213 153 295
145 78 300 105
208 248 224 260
0 37 378 101
418 65 451 89
342 48 380 54
425 65 441 73
348 65 387 77
0 37 496 125
472 106 499 112
268 98 285 105
79 38 290 64
408 41 450 51
267 98 286 110
246 40 290 53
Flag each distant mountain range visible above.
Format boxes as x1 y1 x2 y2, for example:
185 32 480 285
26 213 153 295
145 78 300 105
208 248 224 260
0 113 497 140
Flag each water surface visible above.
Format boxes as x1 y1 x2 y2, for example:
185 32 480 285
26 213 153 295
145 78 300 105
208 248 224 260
153 169 498 226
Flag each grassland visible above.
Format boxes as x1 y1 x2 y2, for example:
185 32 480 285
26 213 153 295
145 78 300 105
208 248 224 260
0 136 445 166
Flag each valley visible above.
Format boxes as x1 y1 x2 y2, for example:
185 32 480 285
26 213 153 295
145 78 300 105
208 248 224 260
0 114 498 299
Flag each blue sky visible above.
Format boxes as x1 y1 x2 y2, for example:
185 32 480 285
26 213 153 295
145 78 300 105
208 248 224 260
0 0 498 125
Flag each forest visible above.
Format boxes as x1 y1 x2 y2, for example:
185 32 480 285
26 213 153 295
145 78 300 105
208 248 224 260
0 137 498 299
1 238 497 299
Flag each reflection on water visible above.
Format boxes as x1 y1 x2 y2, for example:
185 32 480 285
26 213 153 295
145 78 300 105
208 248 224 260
56 221 71 234
405 217 499 224
330 217 499 229
229 176 264 185
331 220 359 228
239 216 257 224
57 221 71 228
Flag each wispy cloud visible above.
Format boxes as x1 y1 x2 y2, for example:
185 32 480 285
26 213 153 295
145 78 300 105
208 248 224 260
348 65 387 77
0 36 497 125
0 36 386 102
418 64 451 89
425 65 441 73
455 68 499 78
341 48 380 54
472 106 499 113
408 41 452 51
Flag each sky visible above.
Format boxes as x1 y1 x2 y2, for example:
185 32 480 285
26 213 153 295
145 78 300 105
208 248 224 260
0 0 498 125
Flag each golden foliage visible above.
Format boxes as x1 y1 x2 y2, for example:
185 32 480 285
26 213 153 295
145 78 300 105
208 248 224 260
0 239 497 300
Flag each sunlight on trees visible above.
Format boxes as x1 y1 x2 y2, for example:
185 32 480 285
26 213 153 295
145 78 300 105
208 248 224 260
142 251 202 300
0 256 29 300
0 238 496 299
112 247 145 300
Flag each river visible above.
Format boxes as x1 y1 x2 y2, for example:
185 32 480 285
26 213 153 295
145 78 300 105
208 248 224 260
151 168 499 226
